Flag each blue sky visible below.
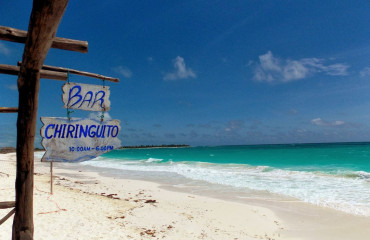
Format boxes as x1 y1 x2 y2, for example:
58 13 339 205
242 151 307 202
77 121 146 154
1 0 369 147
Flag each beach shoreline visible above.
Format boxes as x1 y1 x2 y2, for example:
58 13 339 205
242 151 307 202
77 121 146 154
1 153 369 239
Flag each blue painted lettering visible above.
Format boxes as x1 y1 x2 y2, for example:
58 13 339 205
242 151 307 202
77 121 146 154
61 124 67 138
78 91 93 108
44 123 119 139
88 125 97 137
111 126 119 137
53 124 63 138
45 124 55 139
91 91 105 108
74 124 79 138
96 125 104 138
67 86 82 108
79 125 88 138
66 124 75 138
106 125 113 137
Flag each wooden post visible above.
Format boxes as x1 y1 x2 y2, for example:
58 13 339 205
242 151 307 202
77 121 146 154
12 1 69 239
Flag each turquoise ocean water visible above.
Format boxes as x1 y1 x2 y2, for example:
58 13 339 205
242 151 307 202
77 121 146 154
80 142 370 216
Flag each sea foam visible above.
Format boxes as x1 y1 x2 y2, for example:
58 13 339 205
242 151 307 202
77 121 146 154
82 157 370 216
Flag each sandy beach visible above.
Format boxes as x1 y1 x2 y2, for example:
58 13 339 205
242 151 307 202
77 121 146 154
1 152 369 240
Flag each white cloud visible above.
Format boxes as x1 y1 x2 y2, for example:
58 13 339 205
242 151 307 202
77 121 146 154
289 109 299 115
0 42 10 56
301 58 349 76
253 51 349 83
283 60 309 81
323 63 349 76
163 56 196 81
360 67 370 77
311 118 345 127
259 51 281 72
113 66 132 78
88 112 112 121
5 84 17 91
224 120 245 132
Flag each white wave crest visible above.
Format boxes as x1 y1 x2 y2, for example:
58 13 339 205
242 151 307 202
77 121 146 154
145 158 163 163
81 159 370 216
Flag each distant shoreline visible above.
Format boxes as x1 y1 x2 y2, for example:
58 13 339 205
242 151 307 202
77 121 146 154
0 144 190 154
118 144 190 149
2 141 369 153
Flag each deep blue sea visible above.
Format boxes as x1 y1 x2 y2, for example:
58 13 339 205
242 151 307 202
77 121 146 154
80 142 370 216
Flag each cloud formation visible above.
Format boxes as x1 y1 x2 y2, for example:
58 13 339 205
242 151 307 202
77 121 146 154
360 67 370 77
163 56 196 81
253 51 349 83
88 112 112 121
5 84 17 91
113 66 132 78
0 42 10 56
311 117 345 127
224 120 245 132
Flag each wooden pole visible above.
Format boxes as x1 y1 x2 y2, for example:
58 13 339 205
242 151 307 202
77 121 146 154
0 201 16 209
0 209 16 226
17 62 119 82
0 107 18 113
13 1 69 239
41 64 119 82
0 26 88 53
0 64 67 81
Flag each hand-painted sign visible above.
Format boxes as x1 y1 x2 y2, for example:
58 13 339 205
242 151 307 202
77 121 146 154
40 117 121 162
62 82 111 112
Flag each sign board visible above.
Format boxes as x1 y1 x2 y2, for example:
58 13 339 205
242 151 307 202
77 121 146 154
62 82 111 112
40 117 121 162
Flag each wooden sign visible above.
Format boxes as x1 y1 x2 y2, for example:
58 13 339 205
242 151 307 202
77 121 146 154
40 117 121 162
62 82 111 112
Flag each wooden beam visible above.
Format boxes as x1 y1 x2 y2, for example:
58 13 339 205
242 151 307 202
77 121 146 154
0 26 88 53
0 107 18 113
0 64 67 81
0 208 15 226
13 1 69 239
41 64 119 82
0 201 16 209
17 62 119 82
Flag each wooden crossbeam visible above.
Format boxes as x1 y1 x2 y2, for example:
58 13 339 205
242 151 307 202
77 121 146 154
0 201 15 209
17 62 119 82
42 64 119 82
0 64 67 80
0 208 16 225
0 107 18 113
0 26 88 53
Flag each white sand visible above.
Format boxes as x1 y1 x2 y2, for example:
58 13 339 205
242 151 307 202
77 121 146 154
1 153 369 240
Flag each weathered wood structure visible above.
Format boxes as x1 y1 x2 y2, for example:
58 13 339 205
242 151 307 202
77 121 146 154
0 107 18 113
29 63 119 82
13 1 70 239
0 1 119 239
0 64 67 81
0 201 16 226
0 201 16 209
0 63 118 82
0 26 88 53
